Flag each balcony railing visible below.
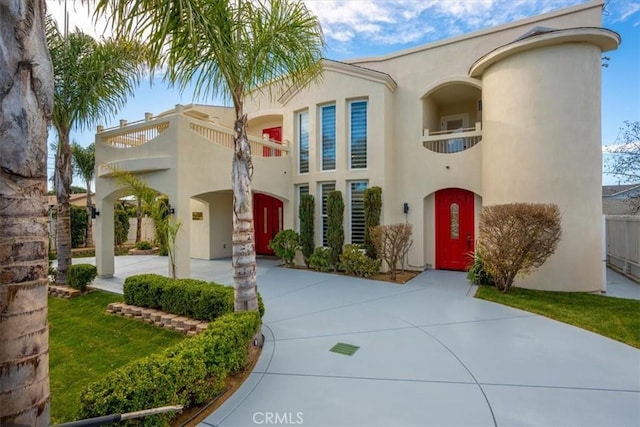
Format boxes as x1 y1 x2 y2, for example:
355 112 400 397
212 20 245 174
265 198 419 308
99 119 170 148
188 119 288 157
423 122 482 154
98 108 288 157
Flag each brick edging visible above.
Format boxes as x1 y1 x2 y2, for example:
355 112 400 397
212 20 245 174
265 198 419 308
48 284 92 299
106 303 209 336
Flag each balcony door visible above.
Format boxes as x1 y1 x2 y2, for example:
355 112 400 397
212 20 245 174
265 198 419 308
435 188 474 271
441 114 469 131
262 126 282 157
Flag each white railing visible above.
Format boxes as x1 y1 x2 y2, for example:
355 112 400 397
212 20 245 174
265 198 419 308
606 215 640 281
99 109 288 157
187 118 289 157
100 118 170 148
423 122 482 153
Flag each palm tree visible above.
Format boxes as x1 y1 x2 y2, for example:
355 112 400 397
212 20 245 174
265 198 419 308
47 18 146 284
71 142 96 247
96 0 325 312
0 2 52 425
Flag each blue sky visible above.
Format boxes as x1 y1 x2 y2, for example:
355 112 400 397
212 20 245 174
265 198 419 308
47 0 640 186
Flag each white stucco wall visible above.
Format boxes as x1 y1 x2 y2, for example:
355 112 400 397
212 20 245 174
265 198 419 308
480 42 608 292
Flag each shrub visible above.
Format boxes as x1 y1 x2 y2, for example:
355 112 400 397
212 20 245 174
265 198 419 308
268 229 299 267
67 264 97 292
466 250 495 287
77 311 261 426
299 194 315 267
326 191 344 271
70 205 88 248
122 274 265 320
135 240 153 250
308 247 331 272
114 207 130 246
339 244 381 278
478 203 562 292
371 223 413 281
363 186 382 259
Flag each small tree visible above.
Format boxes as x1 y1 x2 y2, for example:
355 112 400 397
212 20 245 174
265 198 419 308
269 229 299 267
371 223 413 281
299 194 315 267
605 120 640 183
70 205 88 248
114 204 130 246
327 191 344 271
165 217 182 279
364 186 382 258
477 203 562 293
71 142 95 247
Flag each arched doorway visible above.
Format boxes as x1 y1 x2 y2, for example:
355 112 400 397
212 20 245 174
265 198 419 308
435 188 474 270
253 193 284 255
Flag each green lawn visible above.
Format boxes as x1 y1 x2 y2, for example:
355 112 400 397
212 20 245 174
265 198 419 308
49 291 185 423
475 286 640 349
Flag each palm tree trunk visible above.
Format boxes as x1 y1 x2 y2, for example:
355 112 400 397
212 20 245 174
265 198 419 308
232 114 259 312
0 1 52 425
85 180 94 247
55 132 73 284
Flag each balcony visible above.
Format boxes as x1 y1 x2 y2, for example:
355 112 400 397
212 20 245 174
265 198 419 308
422 122 482 154
98 105 289 157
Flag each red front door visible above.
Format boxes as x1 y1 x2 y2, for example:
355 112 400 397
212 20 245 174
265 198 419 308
253 194 283 255
435 188 475 270
262 126 282 157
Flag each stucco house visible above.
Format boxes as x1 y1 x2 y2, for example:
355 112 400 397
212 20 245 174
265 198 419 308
95 0 619 292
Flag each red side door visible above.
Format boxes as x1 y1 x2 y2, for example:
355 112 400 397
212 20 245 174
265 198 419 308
262 126 282 157
435 188 475 270
253 194 284 255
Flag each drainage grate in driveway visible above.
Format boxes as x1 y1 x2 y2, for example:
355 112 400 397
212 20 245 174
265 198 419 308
330 342 360 356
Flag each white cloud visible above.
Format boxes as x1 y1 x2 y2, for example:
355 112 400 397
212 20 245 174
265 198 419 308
45 0 111 38
305 0 585 54
605 0 640 26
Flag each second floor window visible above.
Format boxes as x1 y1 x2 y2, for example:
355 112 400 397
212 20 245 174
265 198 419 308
350 101 367 169
298 111 309 174
321 105 336 171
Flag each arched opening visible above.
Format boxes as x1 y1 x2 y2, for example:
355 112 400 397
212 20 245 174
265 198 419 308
421 80 482 154
248 113 284 157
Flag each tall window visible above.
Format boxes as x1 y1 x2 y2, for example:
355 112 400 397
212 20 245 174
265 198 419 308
350 181 368 244
295 184 309 232
320 182 335 246
321 105 336 171
350 101 367 169
298 111 309 173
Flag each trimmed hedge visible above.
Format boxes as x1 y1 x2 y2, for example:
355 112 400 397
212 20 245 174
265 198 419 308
123 274 265 320
67 264 97 292
77 311 261 426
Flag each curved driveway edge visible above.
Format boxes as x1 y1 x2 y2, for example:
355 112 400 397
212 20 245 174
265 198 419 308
202 264 640 427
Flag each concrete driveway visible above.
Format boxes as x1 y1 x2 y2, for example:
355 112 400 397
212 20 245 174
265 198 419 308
89 256 639 426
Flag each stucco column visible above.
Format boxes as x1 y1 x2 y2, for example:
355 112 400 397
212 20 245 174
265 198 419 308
171 193 191 278
95 198 114 278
